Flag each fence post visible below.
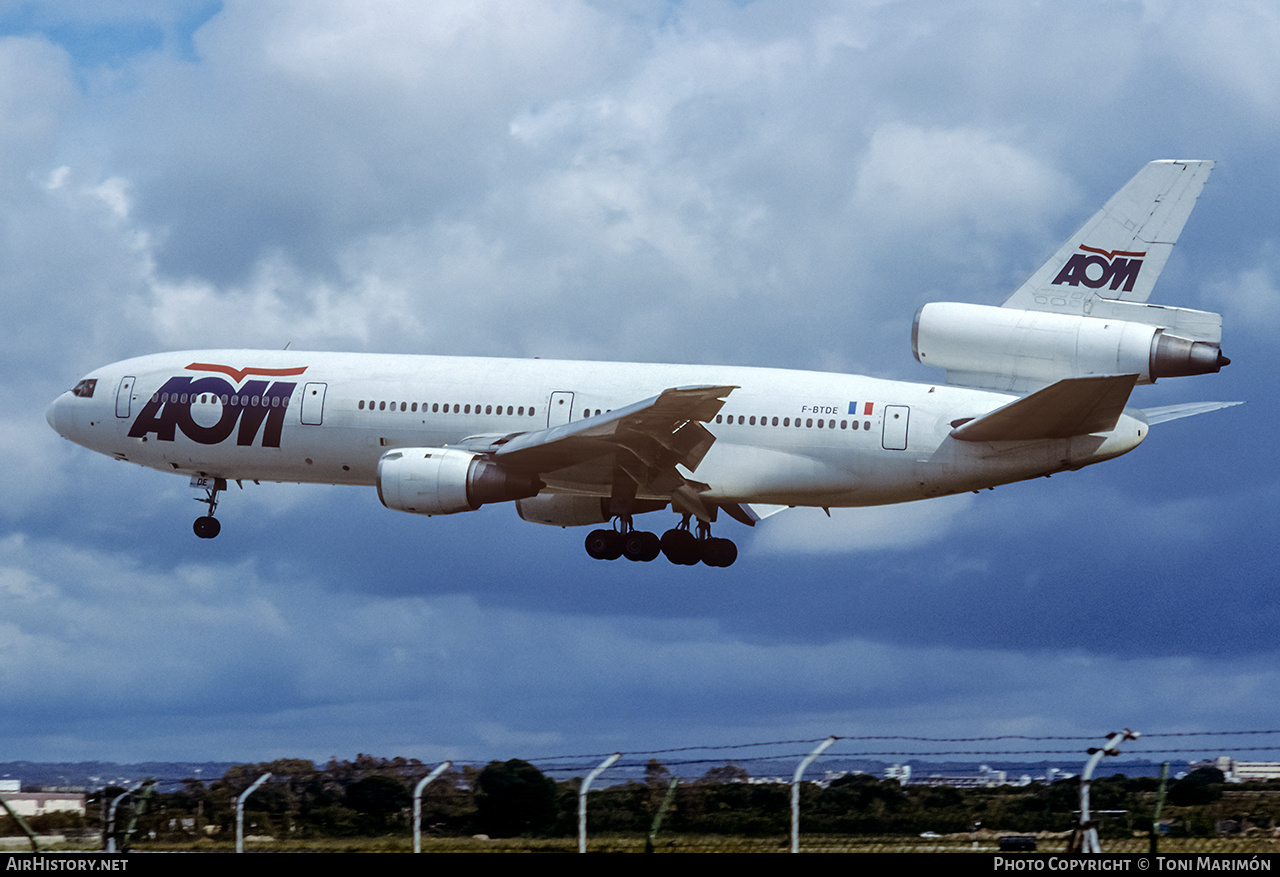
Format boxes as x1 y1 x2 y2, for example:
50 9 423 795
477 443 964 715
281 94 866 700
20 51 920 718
1069 729 1139 853
235 772 272 853
791 736 836 853
579 752 621 853
413 762 452 853
1149 762 1169 855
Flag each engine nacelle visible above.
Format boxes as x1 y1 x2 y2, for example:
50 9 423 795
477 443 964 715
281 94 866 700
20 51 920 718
377 448 542 515
912 302 1227 387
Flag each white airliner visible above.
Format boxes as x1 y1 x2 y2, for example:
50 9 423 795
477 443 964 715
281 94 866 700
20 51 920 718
47 160 1237 566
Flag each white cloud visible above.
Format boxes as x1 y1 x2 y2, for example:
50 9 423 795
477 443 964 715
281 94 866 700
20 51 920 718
1204 257 1280 334
853 124 1078 265
753 494 976 555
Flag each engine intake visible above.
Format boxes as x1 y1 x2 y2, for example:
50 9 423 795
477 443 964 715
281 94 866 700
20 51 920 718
377 448 542 515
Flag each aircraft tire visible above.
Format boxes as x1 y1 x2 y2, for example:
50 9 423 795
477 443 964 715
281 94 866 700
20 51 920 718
585 528 623 560
623 530 660 562
702 537 737 567
660 528 700 565
193 516 221 539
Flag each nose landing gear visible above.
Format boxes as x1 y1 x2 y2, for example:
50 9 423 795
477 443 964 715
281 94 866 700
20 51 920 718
192 477 226 539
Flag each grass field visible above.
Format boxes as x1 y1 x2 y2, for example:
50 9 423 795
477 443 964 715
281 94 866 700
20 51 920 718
24 833 1280 854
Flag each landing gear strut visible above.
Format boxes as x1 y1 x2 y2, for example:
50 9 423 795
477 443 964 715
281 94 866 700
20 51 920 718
192 477 226 539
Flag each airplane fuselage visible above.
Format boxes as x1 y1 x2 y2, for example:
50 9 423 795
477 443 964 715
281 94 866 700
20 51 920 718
47 349 1146 512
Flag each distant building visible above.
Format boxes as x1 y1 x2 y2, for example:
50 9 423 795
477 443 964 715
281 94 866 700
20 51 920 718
1192 757 1280 783
0 791 86 817
912 765 1009 788
0 781 19 793
885 764 911 784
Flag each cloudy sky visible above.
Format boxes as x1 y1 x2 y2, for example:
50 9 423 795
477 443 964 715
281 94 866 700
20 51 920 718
3 0 1277 772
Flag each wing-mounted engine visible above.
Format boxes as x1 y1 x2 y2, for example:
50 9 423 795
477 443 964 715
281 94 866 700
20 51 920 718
912 302 1228 392
377 447 542 515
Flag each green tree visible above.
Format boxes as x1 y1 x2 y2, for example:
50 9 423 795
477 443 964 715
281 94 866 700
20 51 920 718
346 775 410 835
1169 767 1225 807
474 759 558 837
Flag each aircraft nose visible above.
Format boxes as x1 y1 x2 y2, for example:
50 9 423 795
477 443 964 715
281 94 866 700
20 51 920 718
46 394 67 436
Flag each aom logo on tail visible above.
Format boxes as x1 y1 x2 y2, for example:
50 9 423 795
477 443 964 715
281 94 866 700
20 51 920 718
127 363 307 447
1051 245 1145 292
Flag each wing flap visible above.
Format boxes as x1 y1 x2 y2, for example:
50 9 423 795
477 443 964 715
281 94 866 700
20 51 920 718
495 385 734 470
951 374 1138 442
494 385 735 520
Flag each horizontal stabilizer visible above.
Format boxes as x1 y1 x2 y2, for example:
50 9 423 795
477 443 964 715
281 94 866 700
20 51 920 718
951 374 1138 442
1139 400 1243 425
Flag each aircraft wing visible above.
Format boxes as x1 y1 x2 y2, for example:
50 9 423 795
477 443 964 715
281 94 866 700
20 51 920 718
487 385 736 519
950 374 1138 442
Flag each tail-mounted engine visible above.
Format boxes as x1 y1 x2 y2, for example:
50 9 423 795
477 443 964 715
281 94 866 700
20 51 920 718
377 447 542 515
912 302 1228 391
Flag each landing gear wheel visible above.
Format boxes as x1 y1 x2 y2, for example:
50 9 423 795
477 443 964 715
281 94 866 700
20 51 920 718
622 530 660 562
660 528 701 565
701 537 737 567
193 515 221 539
585 528 624 560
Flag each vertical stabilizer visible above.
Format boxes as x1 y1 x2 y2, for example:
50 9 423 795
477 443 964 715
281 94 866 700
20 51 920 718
1003 160 1213 313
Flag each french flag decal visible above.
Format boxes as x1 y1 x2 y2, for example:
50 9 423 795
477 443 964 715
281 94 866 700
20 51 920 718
848 402 874 415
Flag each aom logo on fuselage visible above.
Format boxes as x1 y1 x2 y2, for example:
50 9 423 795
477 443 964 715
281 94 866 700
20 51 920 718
1051 244 1146 292
127 363 307 448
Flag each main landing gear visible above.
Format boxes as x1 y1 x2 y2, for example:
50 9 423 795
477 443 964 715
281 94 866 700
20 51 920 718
585 515 737 567
192 477 226 539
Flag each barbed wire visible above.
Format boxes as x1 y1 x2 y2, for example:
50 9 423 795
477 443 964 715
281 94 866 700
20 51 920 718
54 729 1280 790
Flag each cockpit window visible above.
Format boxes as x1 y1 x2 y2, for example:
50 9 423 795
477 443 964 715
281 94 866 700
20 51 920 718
71 378 97 398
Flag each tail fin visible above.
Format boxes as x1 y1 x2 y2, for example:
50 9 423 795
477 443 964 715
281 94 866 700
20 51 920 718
1003 160 1213 313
